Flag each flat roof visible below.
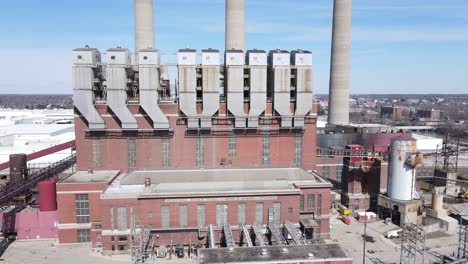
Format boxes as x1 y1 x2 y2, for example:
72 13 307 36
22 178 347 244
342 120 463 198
197 244 350 264
61 170 120 183
103 168 331 197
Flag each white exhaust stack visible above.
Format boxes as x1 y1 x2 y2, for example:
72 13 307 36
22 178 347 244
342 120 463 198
135 0 155 61
328 0 352 126
225 0 245 51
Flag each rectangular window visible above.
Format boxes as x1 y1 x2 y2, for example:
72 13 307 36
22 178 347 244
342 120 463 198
196 135 204 167
110 207 114 230
128 136 136 168
77 229 90 243
92 138 100 168
179 205 188 227
255 203 264 225
315 220 321 238
307 194 315 212
216 204 228 226
75 194 89 224
161 205 170 228
117 207 127 231
238 203 246 225
336 166 343 183
273 202 281 224
317 194 322 216
118 236 127 241
95 224 102 230
300 195 305 211
294 131 302 165
161 137 170 167
197 204 206 227
322 166 330 178
147 212 153 220
129 207 134 228
228 132 236 158
262 120 270 165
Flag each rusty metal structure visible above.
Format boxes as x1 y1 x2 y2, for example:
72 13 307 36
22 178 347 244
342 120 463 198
0 154 76 205
400 223 426 264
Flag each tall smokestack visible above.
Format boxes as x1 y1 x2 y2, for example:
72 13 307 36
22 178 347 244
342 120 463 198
134 0 155 61
328 0 352 126
225 0 245 51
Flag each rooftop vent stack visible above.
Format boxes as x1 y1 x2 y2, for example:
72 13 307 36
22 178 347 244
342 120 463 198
328 0 352 126
178 49 199 128
226 50 246 127
247 50 267 128
138 49 169 129
225 0 245 51
72 47 106 130
134 0 155 63
200 49 221 128
292 50 313 127
106 48 138 129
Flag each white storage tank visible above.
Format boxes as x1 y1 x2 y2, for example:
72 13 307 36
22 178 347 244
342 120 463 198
387 136 418 201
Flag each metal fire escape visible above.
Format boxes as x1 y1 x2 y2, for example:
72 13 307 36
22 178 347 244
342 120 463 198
459 221 468 260
0 154 76 205
222 224 235 248
284 221 307 245
241 225 253 247
130 216 151 264
251 224 268 247
268 223 287 246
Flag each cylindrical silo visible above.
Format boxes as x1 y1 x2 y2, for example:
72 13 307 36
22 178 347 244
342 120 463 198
328 0 352 126
135 0 155 62
9 153 27 185
432 190 443 211
225 0 245 51
38 179 57 211
387 136 417 201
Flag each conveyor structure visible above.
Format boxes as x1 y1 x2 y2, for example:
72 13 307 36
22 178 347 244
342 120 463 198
284 221 307 245
268 223 287 246
223 224 236 248
251 224 269 247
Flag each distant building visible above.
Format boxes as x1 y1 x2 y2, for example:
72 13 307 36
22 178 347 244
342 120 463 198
417 109 442 121
380 106 403 121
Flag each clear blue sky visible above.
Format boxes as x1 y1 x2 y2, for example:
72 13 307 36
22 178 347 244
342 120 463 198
0 0 467 94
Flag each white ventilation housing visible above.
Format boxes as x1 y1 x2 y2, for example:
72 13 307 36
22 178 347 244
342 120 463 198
138 49 169 129
247 50 267 128
200 49 220 128
292 50 313 127
105 48 138 129
72 47 106 130
269 50 292 128
178 49 198 128
226 50 246 127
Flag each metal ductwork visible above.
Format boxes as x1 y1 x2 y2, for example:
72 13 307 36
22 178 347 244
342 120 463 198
269 50 292 128
72 47 106 130
200 49 220 128
134 0 155 63
247 50 267 128
225 0 245 51
178 49 198 128
226 50 246 127
328 0 352 126
138 49 169 129
292 50 313 127
105 48 138 129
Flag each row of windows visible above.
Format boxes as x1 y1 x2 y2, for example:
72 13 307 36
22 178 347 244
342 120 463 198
300 194 323 216
321 166 343 182
75 194 89 224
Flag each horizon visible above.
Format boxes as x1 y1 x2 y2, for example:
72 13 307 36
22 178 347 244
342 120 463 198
1 0 467 94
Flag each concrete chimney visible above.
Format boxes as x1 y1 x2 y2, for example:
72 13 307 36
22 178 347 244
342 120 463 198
134 0 155 62
225 0 245 51
328 0 352 126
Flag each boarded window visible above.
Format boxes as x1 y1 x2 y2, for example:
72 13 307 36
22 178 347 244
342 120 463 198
197 204 206 227
77 229 90 243
129 207 134 228
117 207 127 231
307 194 315 212
75 194 89 224
238 203 246 225
216 204 228 226
179 205 188 227
317 194 322 216
300 195 305 211
255 203 264 225
92 138 100 168
128 136 136 168
262 120 270 165
294 131 302 165
273 202 281 224
161 137 170 167
161 205 169 228
196 135 204 167
228 132 236 158
110 207 114 230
